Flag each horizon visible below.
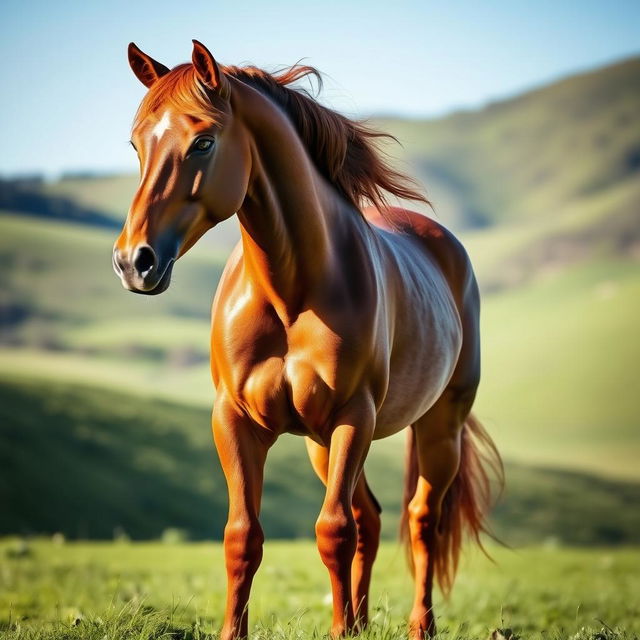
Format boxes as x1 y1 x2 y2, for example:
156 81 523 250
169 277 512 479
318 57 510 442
1 0 639 176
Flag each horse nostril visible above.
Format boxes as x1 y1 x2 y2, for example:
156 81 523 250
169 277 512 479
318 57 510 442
133 245 157 277
113 247 126 275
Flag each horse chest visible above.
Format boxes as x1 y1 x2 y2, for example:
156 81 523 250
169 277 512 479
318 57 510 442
234 352 337 436
217 307 345 435
284 354 337 430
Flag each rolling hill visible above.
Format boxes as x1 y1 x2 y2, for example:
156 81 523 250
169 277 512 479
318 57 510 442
378 56 640 228
2 375 638 544
1 56 639 541
6 56 639 285
377 56 640 292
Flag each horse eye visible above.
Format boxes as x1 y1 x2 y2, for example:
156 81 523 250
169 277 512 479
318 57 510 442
193 138 214 153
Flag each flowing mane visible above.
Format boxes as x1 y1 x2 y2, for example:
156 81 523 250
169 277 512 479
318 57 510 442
135 62 429 213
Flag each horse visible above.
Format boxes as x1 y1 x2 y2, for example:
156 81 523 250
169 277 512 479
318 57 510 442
113 40 503 640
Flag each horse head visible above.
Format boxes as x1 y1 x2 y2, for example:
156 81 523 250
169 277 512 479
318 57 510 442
113 41 250 294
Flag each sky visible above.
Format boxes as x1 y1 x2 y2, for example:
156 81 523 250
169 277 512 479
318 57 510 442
1 0 638 176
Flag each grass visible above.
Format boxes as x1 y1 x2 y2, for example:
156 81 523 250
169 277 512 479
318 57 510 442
1 539 639 639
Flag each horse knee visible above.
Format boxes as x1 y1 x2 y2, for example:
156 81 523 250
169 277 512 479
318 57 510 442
316 504 357 572
224 517 264 579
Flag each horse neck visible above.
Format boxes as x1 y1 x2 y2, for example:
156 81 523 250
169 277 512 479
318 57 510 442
234 82 357 318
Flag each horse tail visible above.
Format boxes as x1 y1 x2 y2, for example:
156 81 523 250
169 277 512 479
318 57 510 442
399 413 503 594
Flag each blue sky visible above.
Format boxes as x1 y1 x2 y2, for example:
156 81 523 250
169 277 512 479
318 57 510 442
1 0 638 176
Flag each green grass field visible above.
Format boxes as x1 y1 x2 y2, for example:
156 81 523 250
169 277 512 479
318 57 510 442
1 539 638 640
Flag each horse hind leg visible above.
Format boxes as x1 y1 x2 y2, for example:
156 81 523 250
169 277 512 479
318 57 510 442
350 472 382 627
305 437 382 629
403 386 476 638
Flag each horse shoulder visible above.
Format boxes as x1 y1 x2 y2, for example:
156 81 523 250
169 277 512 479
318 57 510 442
210 243 287 394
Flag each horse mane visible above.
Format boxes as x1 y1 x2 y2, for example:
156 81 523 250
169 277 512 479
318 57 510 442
135 62 430 213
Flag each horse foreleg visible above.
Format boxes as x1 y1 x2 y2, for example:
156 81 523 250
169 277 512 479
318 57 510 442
315 396 375 637
305 438 381 629
212 395 271 640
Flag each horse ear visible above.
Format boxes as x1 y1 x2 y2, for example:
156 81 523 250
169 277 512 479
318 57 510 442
128 42 170 88
191 39 229 98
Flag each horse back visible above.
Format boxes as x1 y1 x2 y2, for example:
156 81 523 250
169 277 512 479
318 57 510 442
363 206 476 309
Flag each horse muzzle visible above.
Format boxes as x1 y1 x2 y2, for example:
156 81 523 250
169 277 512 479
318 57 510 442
112 243 176 295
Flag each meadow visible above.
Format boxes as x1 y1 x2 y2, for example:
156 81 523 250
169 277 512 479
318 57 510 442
1 55 639 640
2 539 639 640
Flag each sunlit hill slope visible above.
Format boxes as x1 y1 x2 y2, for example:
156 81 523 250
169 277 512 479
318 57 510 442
1 56 638 542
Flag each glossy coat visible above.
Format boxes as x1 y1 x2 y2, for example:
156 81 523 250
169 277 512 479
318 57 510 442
115 41 503 640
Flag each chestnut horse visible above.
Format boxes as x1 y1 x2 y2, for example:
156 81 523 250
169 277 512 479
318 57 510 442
114 40 502 640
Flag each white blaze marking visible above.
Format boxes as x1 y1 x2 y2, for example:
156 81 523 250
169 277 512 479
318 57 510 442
152 110 172 140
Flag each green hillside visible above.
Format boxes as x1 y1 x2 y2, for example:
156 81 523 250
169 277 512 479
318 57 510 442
378 57 640 229
1 57 639 542
377 57 640 291
474 257 640 477
43 173 243 250
0 212 218 405
2 208 638 479
2 376 639 545
45 174 138 222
